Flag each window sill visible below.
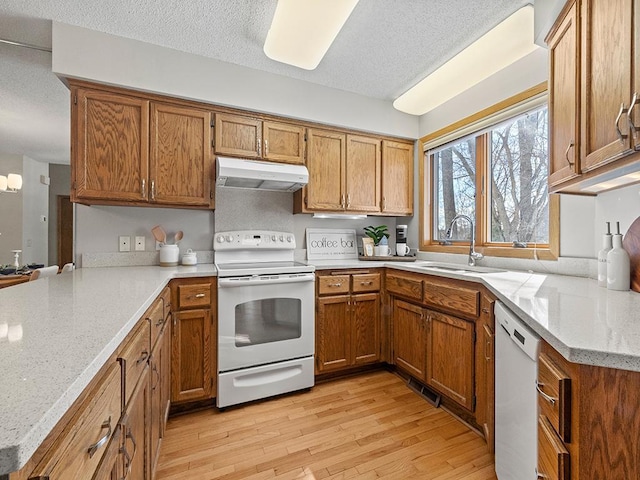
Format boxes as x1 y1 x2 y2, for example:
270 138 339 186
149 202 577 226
420 244 558 261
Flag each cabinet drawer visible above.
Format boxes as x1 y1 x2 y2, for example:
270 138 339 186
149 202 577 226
423 278 479 317
145 297 165 350
119 321 150 407
352 273 380 293
177 283 212 309
386 272 423 301
538 415 570 480
30 363 122 480
538 353 572 442
318 275 350 295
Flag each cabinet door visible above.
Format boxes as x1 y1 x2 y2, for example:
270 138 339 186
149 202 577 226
426 310 475 411
263 121 306 164
150 103 214 207
149 327 167 477
160 321 172 433
481 322 494 452
73 89 149 202
630 0 640 150
345 135 381 212
121 372 149 480
381 140 413 215
306 129 346 211
548 1 581 187
316 295 351 372
580 0 634 171
171 309 212 403
392 299 426 381
352 293 381 365
538 415 570 480
214 113 261 158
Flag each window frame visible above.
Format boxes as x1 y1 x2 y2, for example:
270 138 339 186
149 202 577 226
419 83 559 261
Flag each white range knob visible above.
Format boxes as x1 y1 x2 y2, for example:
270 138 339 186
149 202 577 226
279 235 284 242
225 235 233 243
287 235 293 243
271 235 277 242
216 235 225 243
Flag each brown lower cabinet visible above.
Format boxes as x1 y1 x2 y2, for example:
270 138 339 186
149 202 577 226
315 271 382 373
170 277 217 403
538 340 640 479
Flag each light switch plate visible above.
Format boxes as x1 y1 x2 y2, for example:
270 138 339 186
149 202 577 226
135 236 145 251
119 236 131 252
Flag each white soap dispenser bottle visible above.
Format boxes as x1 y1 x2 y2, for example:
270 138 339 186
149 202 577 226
598 222 613 287
607 222 630 291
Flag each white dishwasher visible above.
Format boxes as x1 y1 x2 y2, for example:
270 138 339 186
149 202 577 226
494 301 540 480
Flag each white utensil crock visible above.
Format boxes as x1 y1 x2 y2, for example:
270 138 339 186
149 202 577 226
159 244 179 266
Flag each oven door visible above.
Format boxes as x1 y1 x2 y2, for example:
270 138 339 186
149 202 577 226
217 273 315 372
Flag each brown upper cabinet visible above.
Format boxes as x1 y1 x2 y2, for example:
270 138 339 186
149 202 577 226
548 0 580 187
213 113 306 165
381 140 413 215
72 84 214 209
547 0 640 191
298 130 413 215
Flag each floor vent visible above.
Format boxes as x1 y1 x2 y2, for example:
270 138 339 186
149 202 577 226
407 377 441 408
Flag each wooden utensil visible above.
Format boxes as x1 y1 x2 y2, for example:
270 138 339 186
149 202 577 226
151 225 166 244
174 231 183 244
622 215 640 293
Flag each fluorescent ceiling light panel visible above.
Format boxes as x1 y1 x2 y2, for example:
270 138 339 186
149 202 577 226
264 0 359 70
393 5 540 116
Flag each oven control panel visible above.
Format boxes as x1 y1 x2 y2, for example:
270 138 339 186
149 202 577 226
214 230 295 250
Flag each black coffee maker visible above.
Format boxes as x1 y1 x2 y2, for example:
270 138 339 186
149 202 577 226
396 225 409 256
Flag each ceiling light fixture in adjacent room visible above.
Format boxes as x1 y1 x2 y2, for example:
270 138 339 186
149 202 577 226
264 0 359 70
393 5 541 116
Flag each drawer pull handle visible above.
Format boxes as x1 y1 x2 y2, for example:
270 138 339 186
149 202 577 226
152 362 160 390
482 307 490 314
87 416 112 458
360 281 373 285
120 442 132 474
136 350 149 365
194 293 206 298
536 381 556 405
327 283 342 287
155 318 164 327
564 141 575 166
615 103 629 142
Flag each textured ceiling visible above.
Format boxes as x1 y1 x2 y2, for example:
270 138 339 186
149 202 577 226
0 0 529 164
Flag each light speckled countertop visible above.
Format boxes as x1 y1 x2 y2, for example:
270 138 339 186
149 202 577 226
0 265 216 475
2 260 640 475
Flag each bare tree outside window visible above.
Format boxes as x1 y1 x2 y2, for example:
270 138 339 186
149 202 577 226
433 137 476 241
490 107 549 243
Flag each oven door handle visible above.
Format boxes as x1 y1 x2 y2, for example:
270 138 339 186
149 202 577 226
218 273 315 288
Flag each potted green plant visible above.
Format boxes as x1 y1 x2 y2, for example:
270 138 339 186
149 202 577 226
364 225 390 256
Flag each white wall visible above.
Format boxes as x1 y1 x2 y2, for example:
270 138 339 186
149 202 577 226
0 155 24 265
48 164 71 265
74 205 214 267
51 22 418 140
21 156 50 265
594 184 640 253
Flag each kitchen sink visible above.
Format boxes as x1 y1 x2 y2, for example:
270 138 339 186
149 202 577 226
415 261 506 274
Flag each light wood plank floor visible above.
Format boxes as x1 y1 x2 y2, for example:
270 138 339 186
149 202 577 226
156 371 497 479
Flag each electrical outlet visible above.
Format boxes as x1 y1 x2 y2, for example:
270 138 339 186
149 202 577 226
119 236 131 252
155 241 162 251
135 236 145 251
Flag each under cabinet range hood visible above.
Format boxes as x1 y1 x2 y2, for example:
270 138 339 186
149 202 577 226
216 157 308 192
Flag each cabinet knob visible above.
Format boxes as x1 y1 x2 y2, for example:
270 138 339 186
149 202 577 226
628 92 640 145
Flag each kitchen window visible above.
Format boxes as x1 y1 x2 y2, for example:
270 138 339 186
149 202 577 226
420 83 559 260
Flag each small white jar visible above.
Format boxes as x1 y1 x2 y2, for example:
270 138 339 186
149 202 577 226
159 244 179 267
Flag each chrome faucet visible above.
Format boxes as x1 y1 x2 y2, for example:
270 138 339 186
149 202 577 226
445 214 484 266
